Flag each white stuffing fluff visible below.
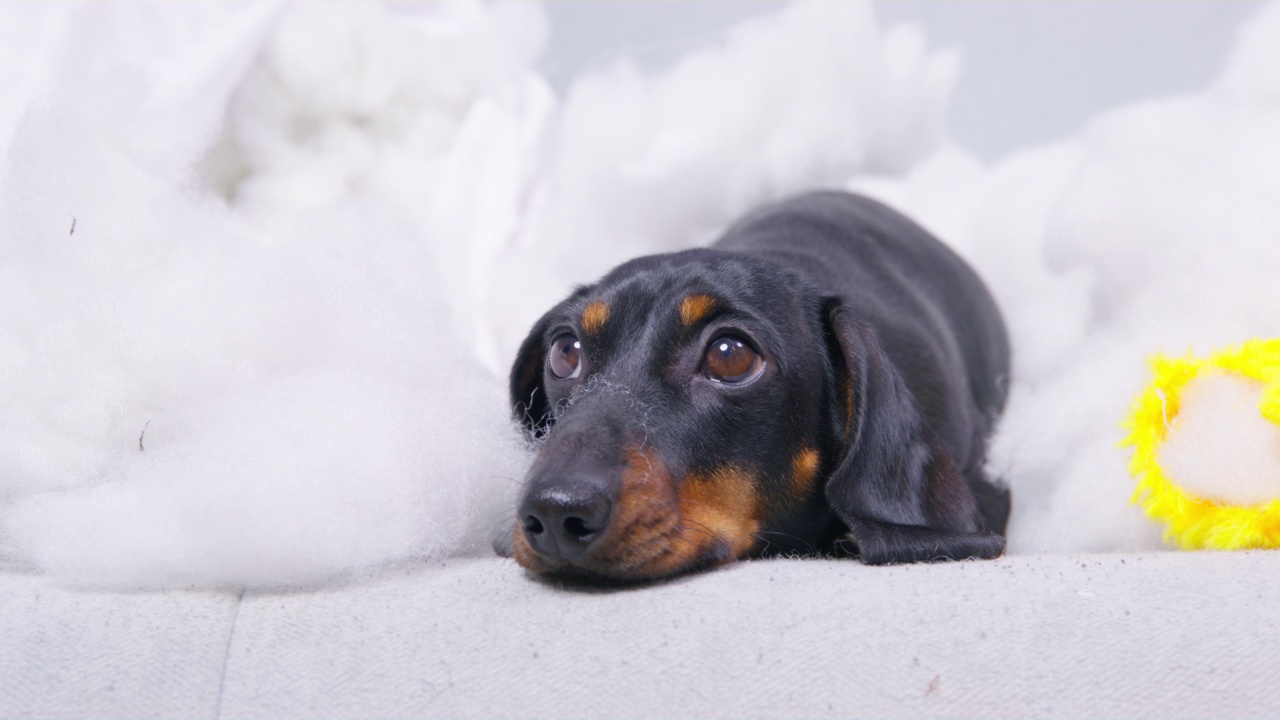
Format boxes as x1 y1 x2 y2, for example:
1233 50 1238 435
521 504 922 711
484 1 958 365
851 1 1280 552
0 3 532 588
3 372 525 588
1159 372 1280 507
2 0 1279 589
0 1 952 588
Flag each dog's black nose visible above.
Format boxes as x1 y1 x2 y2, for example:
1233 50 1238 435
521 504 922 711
520 481 613 562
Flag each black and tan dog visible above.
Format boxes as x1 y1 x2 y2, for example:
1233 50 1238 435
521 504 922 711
500 191 1010 582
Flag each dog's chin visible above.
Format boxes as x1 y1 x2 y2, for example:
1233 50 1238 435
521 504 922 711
510 525 734 587
524 555 725 589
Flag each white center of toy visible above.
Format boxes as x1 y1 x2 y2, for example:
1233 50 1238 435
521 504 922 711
1159 371 1280 506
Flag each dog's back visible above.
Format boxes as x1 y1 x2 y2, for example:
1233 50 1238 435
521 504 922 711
714 191 1010 476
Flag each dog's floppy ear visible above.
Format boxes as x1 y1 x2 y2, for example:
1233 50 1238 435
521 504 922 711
822 300 1005 564
510 312 554 437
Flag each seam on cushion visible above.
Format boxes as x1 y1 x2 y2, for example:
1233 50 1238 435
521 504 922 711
214 589 246 719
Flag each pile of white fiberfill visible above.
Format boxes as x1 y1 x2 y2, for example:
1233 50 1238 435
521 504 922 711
1 1 1278 589
850 0 1280 552
0 4 550 589
0 2 955 589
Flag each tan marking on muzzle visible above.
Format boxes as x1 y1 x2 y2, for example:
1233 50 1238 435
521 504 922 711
679 294 717 327
676 465 761 560
514 447 761 580
581 301 610 335
789 447 821 504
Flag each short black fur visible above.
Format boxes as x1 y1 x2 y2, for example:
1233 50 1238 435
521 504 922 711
507 191 1010 574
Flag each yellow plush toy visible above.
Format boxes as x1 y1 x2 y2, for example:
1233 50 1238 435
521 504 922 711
1123 338 1280 550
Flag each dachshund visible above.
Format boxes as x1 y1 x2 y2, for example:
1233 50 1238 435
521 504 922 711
499 191 1010 582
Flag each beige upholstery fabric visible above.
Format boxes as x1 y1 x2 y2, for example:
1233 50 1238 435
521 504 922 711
3 552 1278 718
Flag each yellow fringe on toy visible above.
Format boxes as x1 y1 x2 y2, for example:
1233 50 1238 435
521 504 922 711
1122 338 1280 550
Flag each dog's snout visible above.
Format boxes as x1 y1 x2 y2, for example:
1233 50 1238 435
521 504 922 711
520 480 614 562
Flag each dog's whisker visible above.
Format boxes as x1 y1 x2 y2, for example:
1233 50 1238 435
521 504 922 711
752 530 819 556
679 518 720 545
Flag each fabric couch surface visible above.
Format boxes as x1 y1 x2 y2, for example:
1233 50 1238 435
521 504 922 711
3 551 1278 718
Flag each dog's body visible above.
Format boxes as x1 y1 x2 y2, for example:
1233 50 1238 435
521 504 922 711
505 191 1010 582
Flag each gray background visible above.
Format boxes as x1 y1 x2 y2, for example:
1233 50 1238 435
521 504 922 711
541 0 1264 159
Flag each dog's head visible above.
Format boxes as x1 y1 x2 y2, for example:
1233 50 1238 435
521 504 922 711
505 249 994 582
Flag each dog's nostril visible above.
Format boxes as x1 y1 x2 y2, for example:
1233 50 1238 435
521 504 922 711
518 481 614 561
562 516 594 539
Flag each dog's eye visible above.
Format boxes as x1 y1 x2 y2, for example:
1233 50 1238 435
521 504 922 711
704 336 764 384
548 333 582 379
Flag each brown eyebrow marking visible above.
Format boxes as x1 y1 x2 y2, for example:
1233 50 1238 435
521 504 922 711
581 301 610 334
679 294 718 327
789 447 821 504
